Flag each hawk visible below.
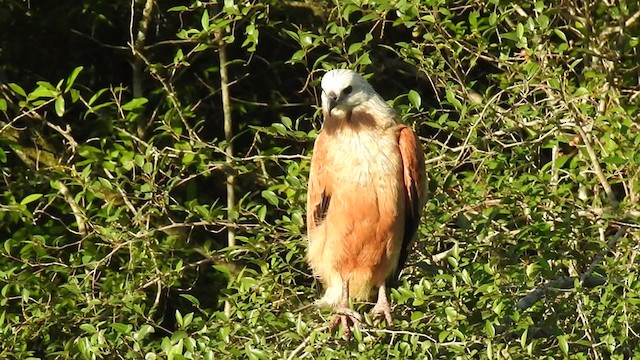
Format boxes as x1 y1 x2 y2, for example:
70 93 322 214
306 69 427 336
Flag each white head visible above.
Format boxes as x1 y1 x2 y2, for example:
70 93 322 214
320 69 377 117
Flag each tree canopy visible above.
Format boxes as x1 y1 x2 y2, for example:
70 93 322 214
1 0 639 358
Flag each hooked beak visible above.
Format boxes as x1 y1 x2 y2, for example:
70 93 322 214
325 91 338 112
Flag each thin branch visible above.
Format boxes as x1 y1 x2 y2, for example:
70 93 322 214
57 183 88 236
600 9 640 37
573 123 619 209
238 154 309 161
499 226 627 337
157 221 256 233
514 275 608 312
216 28 236 250
44 122 78 152
287 325 330 360
130 0 156 138
430 245 457 264
218 27 236 319
69 29 129 51
580 226 628 282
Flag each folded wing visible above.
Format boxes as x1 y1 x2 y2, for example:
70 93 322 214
395 125 427 277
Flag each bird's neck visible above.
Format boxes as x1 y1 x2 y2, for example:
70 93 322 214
322 96 397 135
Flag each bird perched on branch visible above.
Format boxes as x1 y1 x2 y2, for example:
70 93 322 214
306 69 427 337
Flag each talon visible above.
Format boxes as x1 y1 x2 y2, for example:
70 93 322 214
325 279 362 339
336 308 362 323
329 310 361 340
371 284 394 326
371 304 393 325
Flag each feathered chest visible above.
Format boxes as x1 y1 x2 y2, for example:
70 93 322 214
323 128 402 186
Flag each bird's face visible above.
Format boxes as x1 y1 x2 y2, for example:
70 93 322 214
321 69 373 117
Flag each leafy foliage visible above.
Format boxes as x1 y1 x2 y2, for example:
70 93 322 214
1 0 639 358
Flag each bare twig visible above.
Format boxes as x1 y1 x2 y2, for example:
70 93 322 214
238 154 309 161
600 9 640 37
580 226 628 282
430 243 459 264
573 123 619 209
48 122 78 152
287 325 330 360
499 227 626 337
58 182 88 236
514 275 608 312
130 0 156 137
513 228 626 310
216 29 236 317
216 28 237 249
70 29 129 51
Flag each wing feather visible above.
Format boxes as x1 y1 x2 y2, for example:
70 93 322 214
395 125 427 278
307 133 331 232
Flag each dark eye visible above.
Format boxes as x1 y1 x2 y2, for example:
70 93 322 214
343 85 353 95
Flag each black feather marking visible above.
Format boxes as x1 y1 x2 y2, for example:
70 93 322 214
313 190 331 226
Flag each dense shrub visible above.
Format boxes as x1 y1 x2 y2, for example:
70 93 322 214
1 0 639 358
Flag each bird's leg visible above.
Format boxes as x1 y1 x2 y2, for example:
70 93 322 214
328 279 361 339
371 283 393 325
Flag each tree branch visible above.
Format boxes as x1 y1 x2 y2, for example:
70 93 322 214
58 183 88 237
215 25 236 318
573 123 619 209
498 227 627 336
130 0 156 138
600 9 640 37
216 29 236 249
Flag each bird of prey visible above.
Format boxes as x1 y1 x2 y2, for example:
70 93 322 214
306 69 427 336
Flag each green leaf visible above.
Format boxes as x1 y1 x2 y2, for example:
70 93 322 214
554 29 567 42
98 177 113 190
258 205 267 222
0 148 6 163
537 14 549 29
201 9 210 30
261 190 279 206
27 86 55 100
20 193 43 205
179 294 201 306
520 328 529 348
557 335 569 354
121 97 148 111
111 323 131 334
517 23 524 40
55 96 65 117
485 321 495 337
281 116 292 129
65 66 84 92
445 89 463 110
489 12 497 25
137 324 155 340
0 98 6 112
182 152 195 165
80 324 97 333
272 123 287 135
175 310 183 327
438 330 450 342
445 307 458 322
603 155 625 164
408 90 421 109
182 312 193 328
88 88 110 106
347 42 362 55
8 83 26 97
